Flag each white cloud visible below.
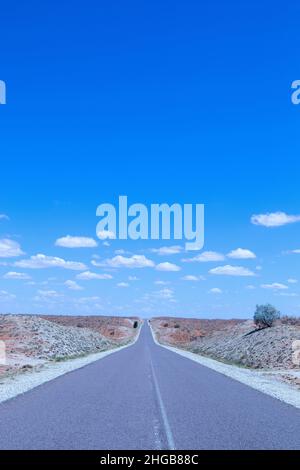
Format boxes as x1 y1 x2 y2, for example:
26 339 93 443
55 235 97 248
246 285 256 290
151 245 183 255
141 287 175 303
183 251 225 263
91 260 103 267
288 278 298 284
117 282 130 288
0 214 9 220
0 239 24 258
155 262 181 272
227 248 256 259
38 289 61 297
279 292 298 297
209 288 223 294
251 211 300 227
0 290 16 301
181 275 205 281
77 296 101 304
64 280 83 291
261 282 289 290
156 288 174 299
76 271 113 280
288 249 300 254
103 255 155 269
97 230 116 240
209 265 256 276
154 280 170 285
3 271 31 280
15 254 86 271
114 249 126 255
34 289 62 301
128 276 139 281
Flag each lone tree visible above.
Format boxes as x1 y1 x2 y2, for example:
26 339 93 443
254 304 280 329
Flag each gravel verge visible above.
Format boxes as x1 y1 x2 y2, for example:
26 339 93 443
149 323 300 410
0 324 142 404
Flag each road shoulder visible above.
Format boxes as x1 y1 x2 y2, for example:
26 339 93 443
149 322 300 410
0 324 142 404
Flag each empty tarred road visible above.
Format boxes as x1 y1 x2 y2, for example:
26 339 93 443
0 323 299 449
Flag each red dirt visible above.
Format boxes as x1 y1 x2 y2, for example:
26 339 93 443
41 315 139 341
0 315 140 377
151 317 245 346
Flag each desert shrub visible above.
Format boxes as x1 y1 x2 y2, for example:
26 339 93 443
281 315 300 326
254 304 280 328
174 324 180 329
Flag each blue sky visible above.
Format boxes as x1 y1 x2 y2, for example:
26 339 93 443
1 0 300 318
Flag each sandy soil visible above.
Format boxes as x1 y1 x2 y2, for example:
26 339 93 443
151 317 300 388
0 314 139 379
42 315 139 341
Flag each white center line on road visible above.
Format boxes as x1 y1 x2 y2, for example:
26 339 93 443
150 356 176 450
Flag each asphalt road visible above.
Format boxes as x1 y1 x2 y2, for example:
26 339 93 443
0 322 299 450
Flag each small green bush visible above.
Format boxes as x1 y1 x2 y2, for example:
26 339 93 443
254 304 280 328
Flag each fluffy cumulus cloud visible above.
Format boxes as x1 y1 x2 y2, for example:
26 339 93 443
251 212 300 227
288 278 298 284
55 235 98 248
156 288 174 299
0 239 24 258
103 255 155 269
151 245 183 255
38 289 61 297
114 249 126 255
181 275 205 281
34 289 62 301
155 262 181 272
96 230 116 240
227 248 256 259
261 282 289 290
0 214 9 220
209 288 223 294
209 265 256 276
76 271 113 280
183 251 225 263
3 271 31 280
64 280 83 291
117 282 130 288
15 254 86 271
